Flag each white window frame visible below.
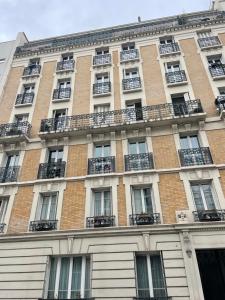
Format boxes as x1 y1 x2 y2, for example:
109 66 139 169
95 73 109 83
124 68 139 79
92 189 112 216
0 197 8 223
191 182 219 211
132 186 155 214
128 140 147 154
35 193 58 221
179 134 201 149
166 62 181 72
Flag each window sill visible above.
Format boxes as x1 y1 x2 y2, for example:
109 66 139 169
212 75 225 81
200 44 222 51
167 80 188 87
160 50 181 57
120 57 140 64
52 98 70 103
15 103 33 108
93 92 111 97
122 87 142 93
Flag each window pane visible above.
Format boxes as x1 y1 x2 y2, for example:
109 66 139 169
202 184 216 210
129 142 137 154
0 198 8 223
71 257 82 298
180 137 189 149
94 146 102 158
58 257 70 298
94 192 101 216
40 196 49 220
190 136 200 148
84 257 91 297
139 142 147 153
103 145 110 157
49 194 57 220
47 257 57 298
151 255 166 297
133 189 143 214
191 185 205 210
104 191 111 215
144 188 153 214
136 255 150 298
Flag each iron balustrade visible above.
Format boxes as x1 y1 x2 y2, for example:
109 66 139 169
37 162 66 179
193 209 225 222
53 87 71 99
23 65 41 76
215 95 225 111
40 99 203 133
29 220 58 231
209 63 225 77
15 92 34 105
159 42 180 55
38 298 94 300
120 49 139 61
0 121 31 138
86 216 115 228
166 70 187 84
88 156 115 175
0 223 6 233
130 213 161 226
56 60 75 71
133 297 172 300
93 53 111 66
122 77 141 91
93 82 111 95
125 153 154 171
198 36 221 48
0 166 19 183
179 147 213 167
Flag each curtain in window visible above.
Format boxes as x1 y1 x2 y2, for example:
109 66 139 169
49 194 57 220
58 257 70 299
133 189 143 214
104 191 111 216
136 255 150 298
94 192 101 216
40 196 49 220
151 255 167 297
202 184 216 210
191 185 205 210
0 198 8 223
84 257 91 298
47 257 57 299
144 188 153 214
71 257 82 298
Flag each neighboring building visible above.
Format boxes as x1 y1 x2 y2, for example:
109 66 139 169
1 1 225 300
0 32 28 102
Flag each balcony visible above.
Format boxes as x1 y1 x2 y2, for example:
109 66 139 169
122 77 141 92
22 65 41 77
198 36 221 50
38 298 94 300
125 153 154 172
209 63 225 79
0 223 6 233
159 42 180 56
53 88 71 100
0 121 31 143
93 82 111 96
215 95 225 117
166 70 187 86
88 156 115 175
0 166 19 183
193 209 225 222
15 92 34 106
93 53 111 66
29 220 58 231
37 162 66 179
130 213 161 226
56 60 75 72
86 216 115 228
179 147 213 167
120 49 139 62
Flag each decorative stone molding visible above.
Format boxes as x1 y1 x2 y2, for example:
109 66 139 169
182 231 192 258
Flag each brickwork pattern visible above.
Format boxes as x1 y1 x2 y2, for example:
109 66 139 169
19 149 41 181
66 144 88 177
207 129 225 164
116 140 124 173
117 177 127 226
113 51 121 110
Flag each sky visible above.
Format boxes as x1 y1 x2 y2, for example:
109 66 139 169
0 0 212 42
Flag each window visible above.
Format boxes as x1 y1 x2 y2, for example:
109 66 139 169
93 190 111 216
62 53 73 61
0 197 8 224
0 153 20 182
48 149 63 163
180 135 200 149
128 141 147 155
197 31 212 38
124 68 139 79
132 187 154 215
160 36 173 44
93 105 110 125
136 254 167 298
96 47 109 55
191 183 217 211
14 114 29 123
29 58 40 66
47 256 91 299
126 101 143 121
23 85 35 94
94 144 110 158
208 55 222 65
166 62 181 72
35 193 57 221
53 109 67 130
58 80 71 89
5 153 19 168
122 42 135 51
95 73 109 83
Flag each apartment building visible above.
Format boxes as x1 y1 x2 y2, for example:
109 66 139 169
1 1 225 300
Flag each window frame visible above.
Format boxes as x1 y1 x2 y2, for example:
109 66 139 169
0 197 8 224
92 189 112 216
131 186 155 215
35 192 58 221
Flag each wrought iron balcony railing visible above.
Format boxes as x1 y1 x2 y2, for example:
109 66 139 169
125 153 154 171
133 297 172 300
179 147 213 167
86 216 115 228
166 70 187 84
30 220 58 231
209 63 225 78
120 49 139 61
37 162 66 179
159 42 180 55
15 92 34 105
130 213 161 226
53 87 71 100
122 77 141 91
88 156 115 175
23 65 41 76
0 121 31 138
198 36 221 49
0 223 6 233
193 209 225 222
56 60 75 71
93 82 111 95
0 166 19 183
40 99 204 134
215 95 225 112
38 298 94 300
93 53 111 66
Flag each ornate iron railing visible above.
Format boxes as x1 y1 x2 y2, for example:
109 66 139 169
198 36 221 48
0 223 6 233
166 70 187 84
130 213 161 226
40 99 203 133
0 166 19 183
120 49 139 61
93 82 111 95
133 297 172 300
30 220 58 231
56 60 75 71
209 63 225 77
215 95 225 112
88 156 115 175
122 77 141 91
38 298 94 300
193 209 225 222
179 147 213 167
86 216 115 228
23 65 41 76
53 87 71 99
159 42 180 55
125 153 154 171
15 92 34 105
93 53 111 65
37 162 66 179
0 121 31 138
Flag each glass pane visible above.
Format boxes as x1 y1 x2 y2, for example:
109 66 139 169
84 257 91 298
136 255 150 298
133 189 143 214
58 257 70 299
202 184 216 210
0 199 7 223
47 257 57 298
151 255 167 297
104 191 111 215
57 150 63 162
180 137 189 149
144 188 153 214
94 192 101 216
129 143 137 154
138 142 147 154
94 146 102 158
40 196 50 220
191 185 205 210
71 257 82 298
103 145 110 157
49 194 57 220
190 136 200 149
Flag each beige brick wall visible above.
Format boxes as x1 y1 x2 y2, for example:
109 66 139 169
66 144 88 177
60 181 86 230
140 45 166 105
219 169 225 197
7 185 34 233
159 173 188 224
19 149 41 181
72 55 92 115
117 177 127 226
152 135 179 169
218 33 225 45
207 129 225 164
180 38 216 117
0 67 23 124
113 51 121 110
116 140 124 172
